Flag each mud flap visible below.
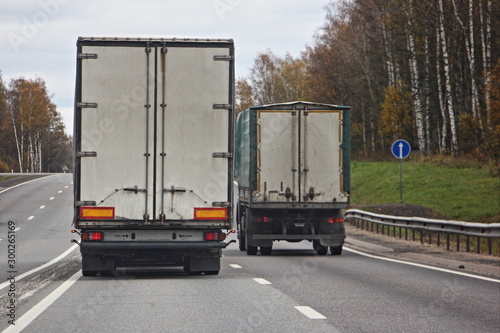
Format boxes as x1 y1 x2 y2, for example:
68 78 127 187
82 254 115 273
184 256 220 274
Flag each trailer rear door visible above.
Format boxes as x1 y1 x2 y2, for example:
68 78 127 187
75 39 234 226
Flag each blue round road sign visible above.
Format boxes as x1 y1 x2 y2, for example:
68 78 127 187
391 140 411 159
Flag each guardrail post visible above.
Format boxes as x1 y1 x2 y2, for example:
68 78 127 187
477 237 481 254
437 232 440 247
457 234 460 252
466 235 470 252
446 233 450 251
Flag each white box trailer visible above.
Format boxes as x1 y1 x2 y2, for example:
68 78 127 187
235 101 351 255
73 37 235 275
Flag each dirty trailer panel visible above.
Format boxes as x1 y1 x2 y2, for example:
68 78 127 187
235 101 351 256
73 37 234 275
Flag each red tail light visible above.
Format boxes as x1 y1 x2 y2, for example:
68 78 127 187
81 232 104 241
327 217 344 224
254 216 271 223
204 232 226 241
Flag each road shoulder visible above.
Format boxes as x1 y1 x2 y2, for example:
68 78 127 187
345 223 500 280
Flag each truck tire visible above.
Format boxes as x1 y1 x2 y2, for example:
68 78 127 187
260 246 272 255
330 246 343 255
82 270 98 277
238 215 246 251
313 240 328 255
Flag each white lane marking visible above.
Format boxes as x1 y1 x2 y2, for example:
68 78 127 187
49 197 54 200
344 247 500 283
39 205 45 209
230 264 242 269
253 278 271 285
0 244 79 292
0 175 53 194
2 270 81 333
64 186 68 188
27 216 34 220
14 227 20 232
295 306 326 319
58 190 62 193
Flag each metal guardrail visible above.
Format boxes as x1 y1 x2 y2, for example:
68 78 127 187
344 209 500 255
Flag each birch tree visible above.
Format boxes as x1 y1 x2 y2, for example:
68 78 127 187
438 0 459 154
404 0 426 153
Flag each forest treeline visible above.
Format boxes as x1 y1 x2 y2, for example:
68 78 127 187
0 73 71 173
236 0 499 167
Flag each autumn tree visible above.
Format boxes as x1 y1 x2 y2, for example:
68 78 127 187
235 78 254 114
2 75 71 173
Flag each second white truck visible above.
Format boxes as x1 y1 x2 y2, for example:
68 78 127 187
235 101 351 255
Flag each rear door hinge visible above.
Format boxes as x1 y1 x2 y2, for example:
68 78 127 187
213 104 231 110
213 55 233 61
78 53 98 59
212 202 231 208
77 201 96 206
212 152 232 159
77 102 98 108
76 151 97 157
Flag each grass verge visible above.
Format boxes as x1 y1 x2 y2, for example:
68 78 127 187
350 161 500 222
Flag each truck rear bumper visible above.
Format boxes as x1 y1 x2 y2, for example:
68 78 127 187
252 234 345 242
81 241 226 251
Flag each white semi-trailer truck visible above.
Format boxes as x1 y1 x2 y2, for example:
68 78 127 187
72 37 235 275
235 101 351 255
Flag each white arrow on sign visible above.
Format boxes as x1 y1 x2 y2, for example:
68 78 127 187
399 142 404 159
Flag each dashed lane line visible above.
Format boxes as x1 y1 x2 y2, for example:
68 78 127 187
294 306 326 319
229 264 242 269
253 278 272 285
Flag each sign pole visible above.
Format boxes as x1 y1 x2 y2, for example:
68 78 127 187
391 140 411 204
399 158 403 203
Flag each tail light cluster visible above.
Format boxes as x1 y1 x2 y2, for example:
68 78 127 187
81 231 104 241
204 232 226 241
327 217 344 224
253 216 272 223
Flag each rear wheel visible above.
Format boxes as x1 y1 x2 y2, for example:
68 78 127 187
260 246 272 255
246 242 258 255
238 215 246 251
313 240 328 255
330 246 343 255
82 270 97 277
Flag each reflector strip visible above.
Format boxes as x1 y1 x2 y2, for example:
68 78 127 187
80 207 115 220
194 208 228 220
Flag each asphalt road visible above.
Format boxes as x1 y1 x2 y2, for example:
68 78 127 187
0 175 499 332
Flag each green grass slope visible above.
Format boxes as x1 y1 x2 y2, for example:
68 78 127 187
350 161 500 222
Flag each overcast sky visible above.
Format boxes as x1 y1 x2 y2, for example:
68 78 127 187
1 0 331 135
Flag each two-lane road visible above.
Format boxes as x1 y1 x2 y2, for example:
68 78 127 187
0 174 498 332
0 174 75 279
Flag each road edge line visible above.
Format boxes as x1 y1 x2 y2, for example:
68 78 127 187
0 244 78 292
344 246 500 283
0 175 54 195
2 270 81 332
